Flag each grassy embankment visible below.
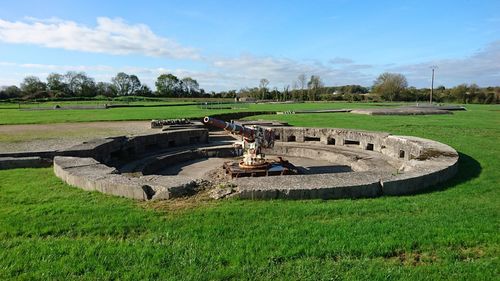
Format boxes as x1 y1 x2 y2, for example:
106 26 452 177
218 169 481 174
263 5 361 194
0 104 498 280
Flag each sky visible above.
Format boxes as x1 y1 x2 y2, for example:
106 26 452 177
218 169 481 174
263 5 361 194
0 0 499 91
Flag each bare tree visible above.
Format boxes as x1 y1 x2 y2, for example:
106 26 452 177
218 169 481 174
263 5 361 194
282 85 290 101
297 74 307 100
181 77 200 96
259 78 269 100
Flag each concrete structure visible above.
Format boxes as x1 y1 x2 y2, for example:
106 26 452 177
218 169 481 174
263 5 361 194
51 128 211 200
237 127 458 199
48 125 458 201
350 107 452 115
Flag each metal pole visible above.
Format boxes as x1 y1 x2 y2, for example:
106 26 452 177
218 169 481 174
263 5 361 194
430 68 434 104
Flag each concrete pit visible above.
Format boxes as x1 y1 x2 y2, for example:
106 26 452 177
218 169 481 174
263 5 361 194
43 121 459 200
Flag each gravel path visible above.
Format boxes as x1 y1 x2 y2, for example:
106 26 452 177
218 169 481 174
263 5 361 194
0 121 159 153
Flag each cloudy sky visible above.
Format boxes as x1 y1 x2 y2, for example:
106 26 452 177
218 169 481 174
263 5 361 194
0 0 499 91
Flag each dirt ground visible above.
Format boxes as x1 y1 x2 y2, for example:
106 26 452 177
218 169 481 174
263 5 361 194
158 155 352 178
0 121 157 152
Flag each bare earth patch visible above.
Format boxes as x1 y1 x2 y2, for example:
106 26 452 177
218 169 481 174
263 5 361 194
0 121 156 152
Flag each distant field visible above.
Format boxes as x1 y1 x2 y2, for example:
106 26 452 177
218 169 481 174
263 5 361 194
0 103 498 280
0 101 400 125
0 97 236 109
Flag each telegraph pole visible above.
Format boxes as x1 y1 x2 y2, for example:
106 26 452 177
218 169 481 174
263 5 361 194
430 66 437 104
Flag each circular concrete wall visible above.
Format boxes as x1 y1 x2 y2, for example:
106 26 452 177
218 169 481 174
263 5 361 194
52 127 459 200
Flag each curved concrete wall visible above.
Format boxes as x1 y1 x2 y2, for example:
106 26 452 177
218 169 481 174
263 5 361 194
53 128 210 200
54 156 150 200
0 128 208 165
51 126 458 201
272 127 456 161
64 128 208 166
235 126 459 199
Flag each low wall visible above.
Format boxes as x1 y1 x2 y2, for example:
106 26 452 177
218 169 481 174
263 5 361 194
53 145 234 201
0 156 52 169
54 156 150 200
239 126 460 199
272 127 456 161
0 128 209 169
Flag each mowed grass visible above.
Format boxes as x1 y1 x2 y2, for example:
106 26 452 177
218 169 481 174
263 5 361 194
0 104 499 280
0 105 236 125
0 101 393 125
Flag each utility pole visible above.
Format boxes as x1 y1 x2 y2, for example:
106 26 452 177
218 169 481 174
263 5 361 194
430 65 437 104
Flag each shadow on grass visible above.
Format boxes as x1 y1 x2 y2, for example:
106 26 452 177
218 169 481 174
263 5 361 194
417 152 482 195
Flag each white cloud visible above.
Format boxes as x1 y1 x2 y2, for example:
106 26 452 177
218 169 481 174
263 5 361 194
211 54 374 88
0 17 199 59
329 57 354 64
0 16 498 90
389 40 500 87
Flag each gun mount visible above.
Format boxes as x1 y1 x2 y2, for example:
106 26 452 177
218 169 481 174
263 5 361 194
203 116 274 168
203 116 297 177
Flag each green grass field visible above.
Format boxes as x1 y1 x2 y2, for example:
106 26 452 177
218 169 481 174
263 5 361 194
0 101 394 125
0 103 498 280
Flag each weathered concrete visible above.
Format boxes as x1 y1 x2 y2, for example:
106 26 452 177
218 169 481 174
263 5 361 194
50 125 458 201
119 144 236 175
235 172 383 199
0 156 52 169
54 156 201 200
272 126 457 162
350 108 451 115
0 128 209 167
264 142 398 173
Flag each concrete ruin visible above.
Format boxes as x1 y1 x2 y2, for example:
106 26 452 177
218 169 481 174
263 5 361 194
44 121 459 200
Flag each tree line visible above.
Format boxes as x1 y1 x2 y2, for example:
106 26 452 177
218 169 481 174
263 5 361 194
0 71 205 100
370 72 499 104
0 71 498 104
221 73 498 104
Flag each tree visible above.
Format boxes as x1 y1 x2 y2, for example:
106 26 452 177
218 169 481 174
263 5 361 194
337 85 368 95
20 76 47 97
112 72 130 96
270 87 280 100
282 85 290 101
307 75 323 101
46 73 69 96
64 71 96 97
129 75 141 95
112 72 141 96
452 84 469 103
0 85 21 99
297 74 307 101
95 82 117 97
181 77 200 96
136 85 153 96
259 78 269 100
372 72 408 102
156 74 181 97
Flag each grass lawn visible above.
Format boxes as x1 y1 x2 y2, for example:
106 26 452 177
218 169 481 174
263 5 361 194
0 103 498 280
0 101 399 125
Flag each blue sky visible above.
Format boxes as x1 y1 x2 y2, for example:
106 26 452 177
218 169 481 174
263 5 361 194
0 0 499 91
